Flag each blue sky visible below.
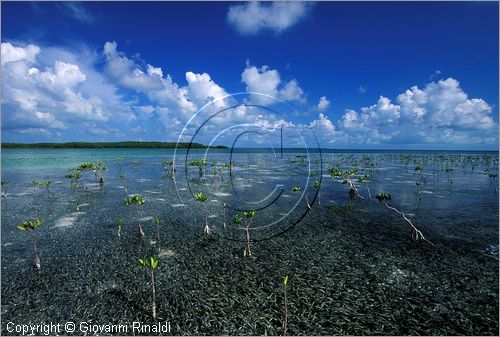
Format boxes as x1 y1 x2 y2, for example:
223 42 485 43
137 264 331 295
1 1 498 149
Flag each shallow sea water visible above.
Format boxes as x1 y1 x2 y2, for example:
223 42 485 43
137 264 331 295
1 149 498 335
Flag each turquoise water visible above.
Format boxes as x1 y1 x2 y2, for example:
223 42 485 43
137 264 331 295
1 148 498 335
2 147 496 172
1 148 190 172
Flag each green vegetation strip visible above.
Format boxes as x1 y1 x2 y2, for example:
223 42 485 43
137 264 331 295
2 142 227 149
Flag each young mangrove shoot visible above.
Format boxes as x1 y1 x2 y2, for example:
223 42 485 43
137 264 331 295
124 195 146 237
65 172 82 209
232 213 247 255
32 180 56 199
292 186 310 209
162 160 175 179
17 218 43 271
1 180 8 198
222 202 228 230
189 159 207 178
65 172 82 187
117 218 124 238
329 167 364 203
376 193 432 245
358 174 372 199
414 165 426 183
283 275 290 336
416 181 422 209
139 256 159 320
194 192 210 235
444 167 454 185
76 161 108 184
232 214 242 228
314 180 321 206
242 210 256 256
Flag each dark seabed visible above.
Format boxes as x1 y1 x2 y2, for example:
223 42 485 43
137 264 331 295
1 149 498 335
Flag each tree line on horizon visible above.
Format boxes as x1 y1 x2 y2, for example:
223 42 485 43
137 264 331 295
2 141 228 149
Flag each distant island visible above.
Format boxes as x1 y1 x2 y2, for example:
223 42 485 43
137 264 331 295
2 141 228 149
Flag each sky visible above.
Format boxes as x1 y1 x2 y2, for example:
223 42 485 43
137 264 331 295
1 1 498 150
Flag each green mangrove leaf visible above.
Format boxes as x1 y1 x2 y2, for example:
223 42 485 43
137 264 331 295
150 257 158 269
232 214 242 225
376 193 392 202
243 209 256 219
194 192 208 203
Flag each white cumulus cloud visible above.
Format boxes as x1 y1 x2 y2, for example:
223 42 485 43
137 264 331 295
316 96 330 111
241 64 305 105
360 96 400 125
309 113 335 133
1 42 133 137
397 78 494 130
102 42 242 134
185 71 229 109
1 42 40 65
338 77 496 145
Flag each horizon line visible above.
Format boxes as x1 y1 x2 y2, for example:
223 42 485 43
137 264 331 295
1 141 498 152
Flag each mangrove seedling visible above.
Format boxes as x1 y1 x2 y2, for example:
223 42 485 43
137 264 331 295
210 167 219 188
242 209 256 256
164 170 172 179
76 161 108 184
232 211 250 256
444 167 454 185
65 172 82 210
232 213 248 256
1 180 8 198
139 256 159 320
119 173 128 192
232 213 242 226
282 275 290 336
414 165 426 183
358 174 372 199
194 192 210 235
17 218 43 271
291 186 309 208
376 193 432 244
222 162 233 179
117 218 124 238
222 202 228 230
32 180 56 198
162 160 175 178
328 167 344 178
189 159 207 177
416 181 422 208
124 195 146 237
376 193 391 202
329 167 364 203
314 180 321 206
65 172 82 186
